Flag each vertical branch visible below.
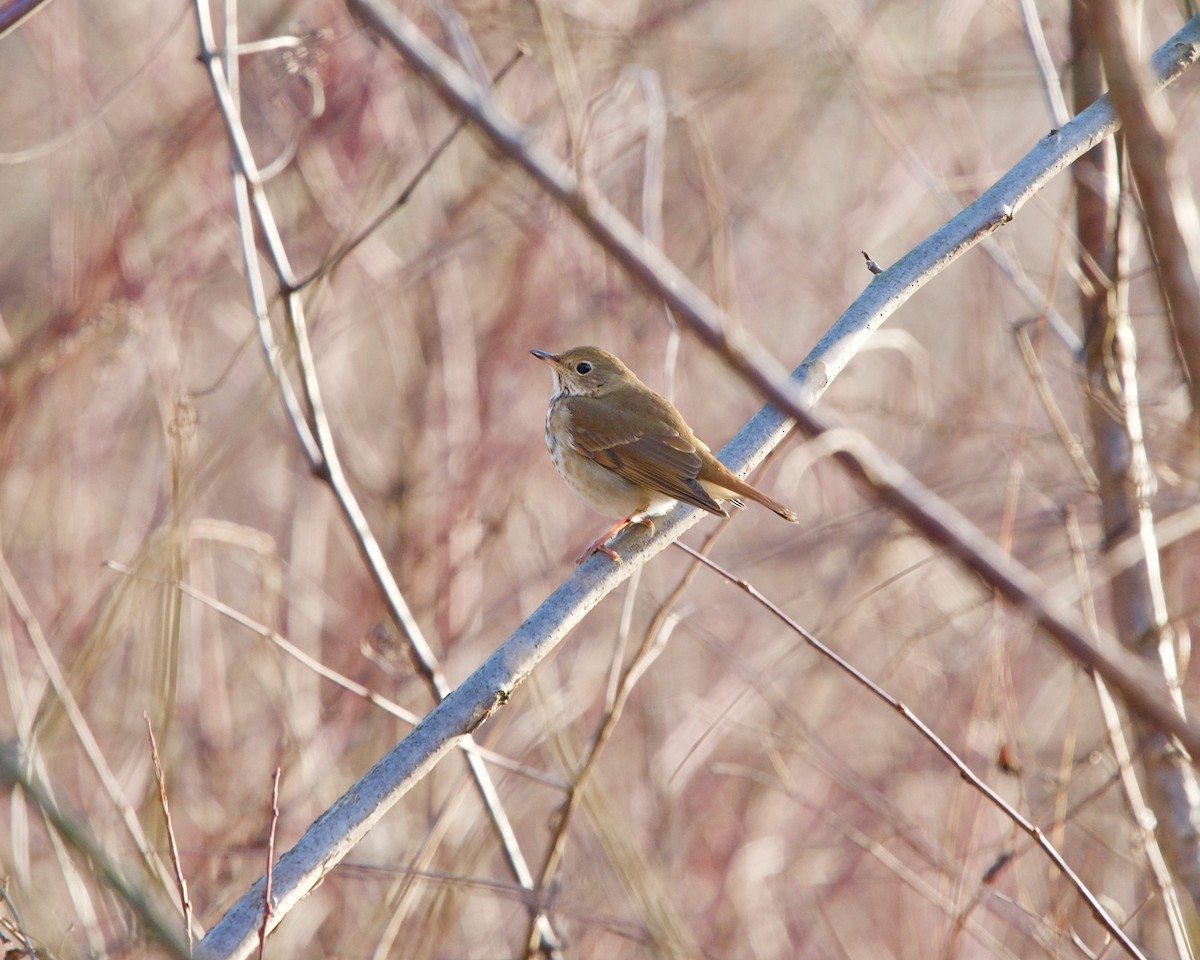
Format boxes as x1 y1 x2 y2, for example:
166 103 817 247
144 714 194 950
1062 510 1192 960
190 3 560 954
1095 0 1200 413
1072 0 1200 918
257 768 280 960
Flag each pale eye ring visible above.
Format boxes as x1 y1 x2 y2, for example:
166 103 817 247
576 362 592 374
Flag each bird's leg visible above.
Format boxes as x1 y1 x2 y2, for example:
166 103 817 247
577 516 656 565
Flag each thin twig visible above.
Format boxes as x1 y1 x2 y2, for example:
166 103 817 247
0 550 179 900
669 540 1148 960
816 0 1083 354
258 768 281 960
161 566 563 788
1063 508 1193 959
144 714 194 949
108 558 564 789
523 521 728 956
1012 319 1099 490
0 745 191 960
0 884 37 959
1018 0 1072 125
290 49 525 292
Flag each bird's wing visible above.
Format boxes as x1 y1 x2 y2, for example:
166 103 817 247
562 395 728 516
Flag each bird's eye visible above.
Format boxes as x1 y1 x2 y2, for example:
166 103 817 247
575 362 592 375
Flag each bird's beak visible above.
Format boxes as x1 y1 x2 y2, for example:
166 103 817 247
531 349 567 391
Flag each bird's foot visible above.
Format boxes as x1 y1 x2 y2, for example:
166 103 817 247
576 517 656 565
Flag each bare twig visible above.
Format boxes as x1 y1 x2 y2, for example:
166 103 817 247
721 760 1022 959
0 884 37 959
1094 0 1200 412
523 522 727 957
144 714 194 949
161 568 563 788
0 550 180 902
1012 320 1098 490
258 768 281 960
291 48 525 292
810 0 1085 353
0 0 53 39
1018 0 1072 125
1063 508 1192 959
670 540 1148 960
0 744 191 960
295 247 564 952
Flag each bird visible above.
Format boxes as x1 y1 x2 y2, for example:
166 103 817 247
531 346 798 564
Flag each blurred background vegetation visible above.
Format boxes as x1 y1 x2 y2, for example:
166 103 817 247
2 0 1199 957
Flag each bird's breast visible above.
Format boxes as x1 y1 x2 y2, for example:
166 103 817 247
542 395 666 519
545 393 570 459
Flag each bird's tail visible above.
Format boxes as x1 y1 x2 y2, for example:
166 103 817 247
701 475 798 523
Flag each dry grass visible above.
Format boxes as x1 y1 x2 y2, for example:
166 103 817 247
2 0 1199 957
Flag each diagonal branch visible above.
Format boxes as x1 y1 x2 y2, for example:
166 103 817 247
191 3 560 955
344 0 1200 752
195 8 1200 958
669 539 1147 960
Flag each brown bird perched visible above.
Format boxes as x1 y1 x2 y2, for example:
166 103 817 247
531 346 798 564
